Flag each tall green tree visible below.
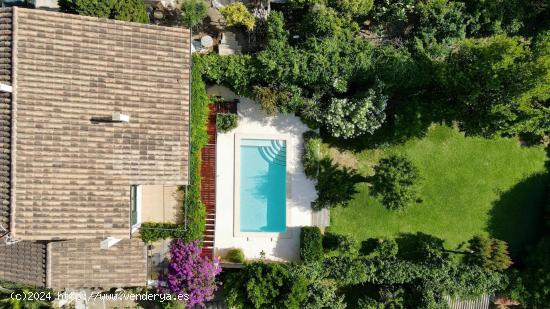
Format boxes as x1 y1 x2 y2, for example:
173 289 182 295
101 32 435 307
439 35 549 138
464 235 512 272
370 155 421 211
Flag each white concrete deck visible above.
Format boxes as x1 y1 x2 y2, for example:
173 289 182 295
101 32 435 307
210 86 316 262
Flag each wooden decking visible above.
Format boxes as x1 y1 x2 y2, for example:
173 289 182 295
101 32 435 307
200 100 238 258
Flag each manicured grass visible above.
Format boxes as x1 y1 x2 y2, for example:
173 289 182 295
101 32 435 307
328 125 548 256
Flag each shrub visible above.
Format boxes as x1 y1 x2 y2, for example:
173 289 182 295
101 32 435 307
300 227 324 262
181 0 208 28
370 154 421 211
302 131 322 179
219 2 256 31
323 232 357 254
216 113 238 132
465 235 513 272
59 0 149 23
329 0 374 17
226 248 245 263
224 262 308 309
360 238 399 258
159 240 221 307
195 54 256 96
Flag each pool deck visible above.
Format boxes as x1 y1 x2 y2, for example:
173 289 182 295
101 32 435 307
210 86 317 262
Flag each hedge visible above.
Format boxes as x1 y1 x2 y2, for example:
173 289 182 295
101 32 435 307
300 226 324 262
140 55 209 243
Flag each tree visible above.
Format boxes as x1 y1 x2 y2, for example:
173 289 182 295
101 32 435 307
180 0 208 29
219 2 256 32
413 0 467 45
159 240 221 308
58 0 149 23
324 87 387 139
439 35 549 137
224 262 308 309
370 155 421 211
464 235 512 272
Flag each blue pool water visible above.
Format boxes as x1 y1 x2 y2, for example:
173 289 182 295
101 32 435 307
239 139 286 232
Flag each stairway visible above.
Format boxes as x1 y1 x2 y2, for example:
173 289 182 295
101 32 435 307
200 104 217 258
218 31 242 55
259 140 286 166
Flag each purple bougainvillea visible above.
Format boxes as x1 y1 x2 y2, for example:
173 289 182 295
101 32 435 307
159 240 221 308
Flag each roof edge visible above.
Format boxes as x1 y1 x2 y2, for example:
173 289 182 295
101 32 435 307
8 6 17 238
15 7 191 34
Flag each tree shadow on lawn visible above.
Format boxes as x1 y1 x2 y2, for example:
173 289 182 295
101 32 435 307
487 172 549 261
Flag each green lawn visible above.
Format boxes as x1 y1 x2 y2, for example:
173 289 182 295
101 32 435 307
328 125 548 256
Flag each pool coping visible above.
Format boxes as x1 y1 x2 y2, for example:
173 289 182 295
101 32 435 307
233 133 292 239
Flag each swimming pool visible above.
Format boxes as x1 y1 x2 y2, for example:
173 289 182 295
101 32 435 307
238 139 287 233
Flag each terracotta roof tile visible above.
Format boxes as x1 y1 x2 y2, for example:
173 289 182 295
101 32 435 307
48 238 147 288
9 8 190 240
0 241 47 287
0 8 12 231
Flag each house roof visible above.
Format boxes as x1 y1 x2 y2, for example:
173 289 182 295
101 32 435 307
48 239 147 289
0 8 13 231
0 241 47 287
3 7 190 240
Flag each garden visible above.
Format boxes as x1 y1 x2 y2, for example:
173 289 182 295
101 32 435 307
328 124 548 258
31 0 550 308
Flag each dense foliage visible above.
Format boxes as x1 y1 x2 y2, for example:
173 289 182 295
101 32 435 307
140 55 209 243
219 2 256 31
59 0 149 23
224 262 308 309
0 281 53 309
465 235 513 272
370 155 421 211
159 240 221 308
323 232 357 255
506 178 550 306
300 227 324 262
439 34 550 138
216 113 239 132
180 0 208 28
201 0 549 307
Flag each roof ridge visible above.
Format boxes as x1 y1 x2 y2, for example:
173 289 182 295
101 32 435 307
14 7 191 34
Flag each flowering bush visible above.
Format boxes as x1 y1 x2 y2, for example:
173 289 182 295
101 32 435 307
220 3 256 31
160 240 221 308
324 87 387 139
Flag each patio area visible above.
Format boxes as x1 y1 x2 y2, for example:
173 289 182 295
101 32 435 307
209 86 317 262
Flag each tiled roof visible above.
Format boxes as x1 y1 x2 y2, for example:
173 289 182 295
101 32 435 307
0 241 47 287
0 8 13 231
8 7 190 240
48 239 147 289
